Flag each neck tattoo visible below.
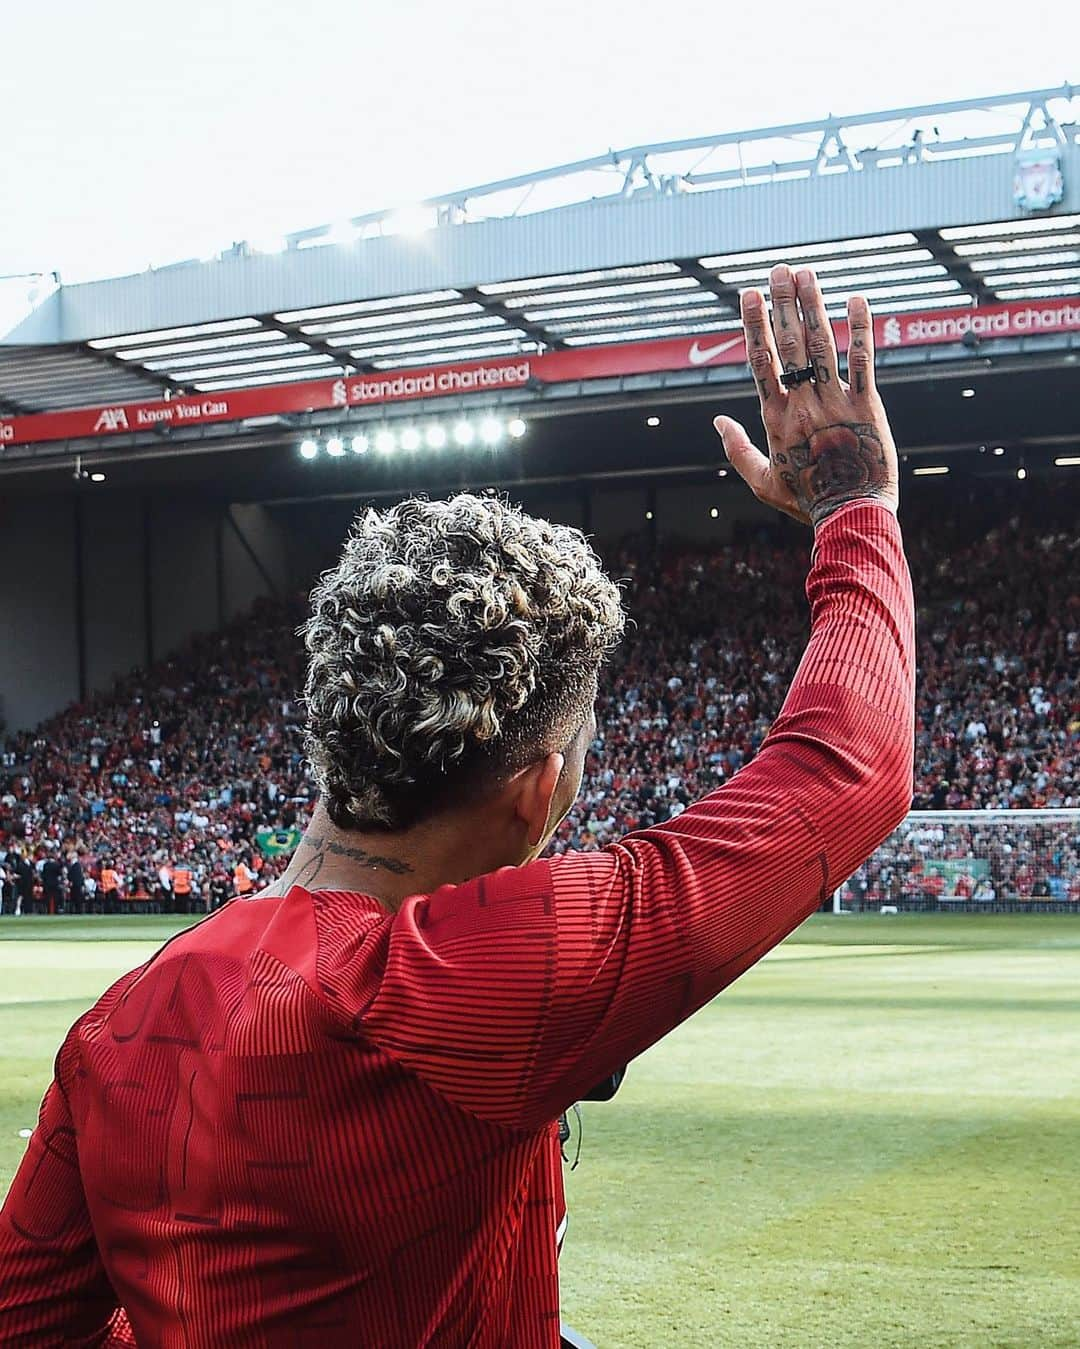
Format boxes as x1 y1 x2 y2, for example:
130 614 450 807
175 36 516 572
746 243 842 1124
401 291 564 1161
287 829 414 890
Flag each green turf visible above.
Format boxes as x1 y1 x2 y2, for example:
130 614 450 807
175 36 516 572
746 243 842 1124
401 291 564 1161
2 914 1078 1347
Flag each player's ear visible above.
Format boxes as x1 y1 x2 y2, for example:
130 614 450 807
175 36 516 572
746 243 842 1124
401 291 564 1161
512 752 565 849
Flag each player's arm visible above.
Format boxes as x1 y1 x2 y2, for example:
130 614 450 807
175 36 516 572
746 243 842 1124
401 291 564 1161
364 267 914 1129
0 1041 121 1346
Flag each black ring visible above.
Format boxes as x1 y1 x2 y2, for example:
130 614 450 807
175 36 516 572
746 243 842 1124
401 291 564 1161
780 364 816 388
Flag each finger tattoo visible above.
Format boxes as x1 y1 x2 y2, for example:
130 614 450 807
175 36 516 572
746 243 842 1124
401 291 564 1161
850 337 866 394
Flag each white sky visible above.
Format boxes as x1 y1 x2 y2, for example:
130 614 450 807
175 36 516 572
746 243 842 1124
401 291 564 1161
1 0 1077 285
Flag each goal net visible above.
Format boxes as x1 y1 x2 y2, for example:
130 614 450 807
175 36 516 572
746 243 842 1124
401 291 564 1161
836 810 1080 913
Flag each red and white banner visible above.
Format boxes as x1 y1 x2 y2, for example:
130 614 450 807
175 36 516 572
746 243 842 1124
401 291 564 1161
0 361 536 448
1 296 1078 448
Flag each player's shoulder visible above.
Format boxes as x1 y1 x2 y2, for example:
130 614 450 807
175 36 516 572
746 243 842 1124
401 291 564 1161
255 884 395 1017
67 898 312 1062
58 958 153 1077
388 860 561 946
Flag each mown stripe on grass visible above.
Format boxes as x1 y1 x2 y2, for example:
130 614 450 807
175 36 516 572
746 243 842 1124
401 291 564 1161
0 997 120 1013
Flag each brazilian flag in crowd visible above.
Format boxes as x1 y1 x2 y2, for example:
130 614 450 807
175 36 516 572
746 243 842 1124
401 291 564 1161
255 827 303 858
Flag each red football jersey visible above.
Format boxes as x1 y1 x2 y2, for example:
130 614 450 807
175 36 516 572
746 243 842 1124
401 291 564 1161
0 502 914 1347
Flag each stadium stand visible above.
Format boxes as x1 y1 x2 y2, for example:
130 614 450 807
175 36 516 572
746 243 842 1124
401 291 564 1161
552 495 1079 899
0 599 311 914
0 486 1076 914
841 812 1080 909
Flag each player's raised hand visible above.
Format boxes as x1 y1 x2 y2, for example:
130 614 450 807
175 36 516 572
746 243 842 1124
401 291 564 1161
715 264 900 527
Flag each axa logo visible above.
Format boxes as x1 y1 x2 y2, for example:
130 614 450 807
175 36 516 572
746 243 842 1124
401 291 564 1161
882 317 903 348
93 407 129 432
0 421 13 442
687 336 743 366
331 378 348 407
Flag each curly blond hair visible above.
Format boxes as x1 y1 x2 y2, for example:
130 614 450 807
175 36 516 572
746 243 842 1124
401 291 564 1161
302 493 625 831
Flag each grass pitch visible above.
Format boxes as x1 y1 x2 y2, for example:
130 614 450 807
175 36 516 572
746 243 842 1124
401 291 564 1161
2 914 1078 1348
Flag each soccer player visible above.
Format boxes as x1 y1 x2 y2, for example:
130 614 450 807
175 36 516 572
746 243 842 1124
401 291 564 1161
0 266 914 1347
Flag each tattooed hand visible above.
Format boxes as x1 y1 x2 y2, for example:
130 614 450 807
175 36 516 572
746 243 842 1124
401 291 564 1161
714 264 899 528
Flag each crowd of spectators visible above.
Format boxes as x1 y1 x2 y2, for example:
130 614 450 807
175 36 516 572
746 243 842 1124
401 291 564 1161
1 493 1077 914
0 600 313 915
551 507 1079 861
839 814 1080 910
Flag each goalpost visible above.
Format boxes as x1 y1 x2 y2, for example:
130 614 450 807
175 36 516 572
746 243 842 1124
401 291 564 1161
832 809 1080 914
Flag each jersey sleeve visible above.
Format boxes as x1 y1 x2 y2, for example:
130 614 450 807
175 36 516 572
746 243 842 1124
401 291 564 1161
0 1063 120 1346
362 501 915 1130
0 965 152 1346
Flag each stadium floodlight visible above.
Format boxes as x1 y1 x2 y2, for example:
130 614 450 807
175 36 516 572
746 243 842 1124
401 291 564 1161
710 507 719 519
913 466 949 476
1017 467 1027 480
507 417 527 439
645 510 654 521
961 388 976 398
400 427 422 452
326 436 346 457
717 468 728 478
1055 456 1080 467
425 425 448 450
351 433 370 455
646 416 661 427
993 446 1006 456
479 417 503 446
299 439 319 460
90 472 106 483
453 420 475 447
375 429 397 454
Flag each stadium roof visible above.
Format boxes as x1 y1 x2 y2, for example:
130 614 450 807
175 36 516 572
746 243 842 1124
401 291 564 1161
1 85 1078 462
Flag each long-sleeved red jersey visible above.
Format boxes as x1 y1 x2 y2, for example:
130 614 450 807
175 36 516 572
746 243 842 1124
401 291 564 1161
0 500 914 1348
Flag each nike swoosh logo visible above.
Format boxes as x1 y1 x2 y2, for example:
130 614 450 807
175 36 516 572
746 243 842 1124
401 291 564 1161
688 336 743 365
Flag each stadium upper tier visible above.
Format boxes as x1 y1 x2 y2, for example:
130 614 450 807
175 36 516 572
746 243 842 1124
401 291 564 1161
1 86 1078 462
